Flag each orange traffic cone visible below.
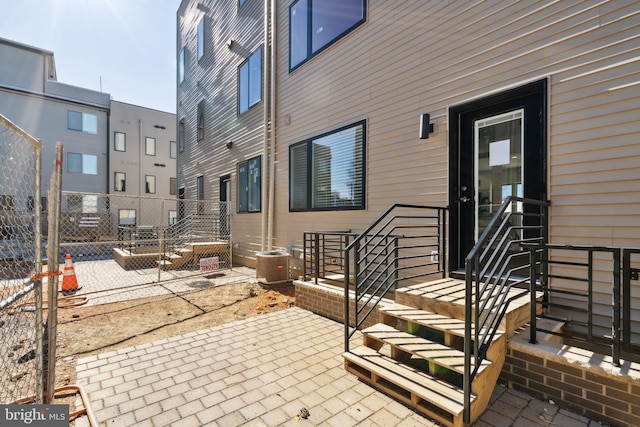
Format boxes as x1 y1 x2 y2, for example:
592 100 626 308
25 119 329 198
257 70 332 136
61 253 79 295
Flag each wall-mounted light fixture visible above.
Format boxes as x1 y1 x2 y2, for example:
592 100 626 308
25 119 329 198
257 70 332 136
226 141 233 149
154 163 166 167
154 125 166 129
226 39 234 49
419 113 434 139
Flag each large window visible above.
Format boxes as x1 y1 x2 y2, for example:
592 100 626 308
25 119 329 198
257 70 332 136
239 46 262 114
67 153 97 175
119 209 136 226
178 119 185 152
114 172 126 192
67 111 98 134
197 101 205 140
178 47 185 84
114 132 126 151
170 140 177 158
289 121 365 211
145 137 156 156
289 0 366 71
238 156 261 213
145 175 156 194
197 17 205 60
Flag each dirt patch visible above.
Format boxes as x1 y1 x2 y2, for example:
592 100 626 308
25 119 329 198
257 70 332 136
51 280 295 416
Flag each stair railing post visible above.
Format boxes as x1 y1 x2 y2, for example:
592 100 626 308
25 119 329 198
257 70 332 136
314 232 320 284
529 244 538 344
612 248 621 366
344 239 350 352
463 258 473 424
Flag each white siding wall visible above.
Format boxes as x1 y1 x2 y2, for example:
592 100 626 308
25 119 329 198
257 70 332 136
177 0 265 264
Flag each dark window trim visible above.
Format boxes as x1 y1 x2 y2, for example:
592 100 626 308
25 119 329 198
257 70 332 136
178 118 185 152
288 0 367 72
238 45 263 115
289 119 366 212
237 155 262 213
197 101 205 141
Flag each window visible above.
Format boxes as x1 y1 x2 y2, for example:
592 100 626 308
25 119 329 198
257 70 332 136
238 156 261 213
119 209 136 226
114 132 126 151
168 210 177 225
145 175 156 194
289 0 366 70
170 140 177 158
178 47 185 84
196 175 204 214
197 17 205 60
145 137 156 156
170 177 177 196
239 46 262 114
67 153 97 175
67 111 98 134
197 101 205 140
289 120 365 211
178 119 185 152
114 172 126 192
67 195 97 213
239 0 246 6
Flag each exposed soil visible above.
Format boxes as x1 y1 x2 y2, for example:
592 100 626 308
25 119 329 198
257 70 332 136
51 280 295 418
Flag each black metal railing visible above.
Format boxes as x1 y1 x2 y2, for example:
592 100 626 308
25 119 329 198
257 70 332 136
463 196 549 423
344 204 448 351
303 231 355 284
530 245 640 366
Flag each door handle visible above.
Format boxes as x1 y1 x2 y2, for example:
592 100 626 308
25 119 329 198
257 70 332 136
459 196 470 203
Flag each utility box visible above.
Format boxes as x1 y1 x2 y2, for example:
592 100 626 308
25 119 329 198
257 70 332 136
256 250 290 284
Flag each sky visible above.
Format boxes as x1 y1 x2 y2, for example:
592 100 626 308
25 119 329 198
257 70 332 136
0 0 180 113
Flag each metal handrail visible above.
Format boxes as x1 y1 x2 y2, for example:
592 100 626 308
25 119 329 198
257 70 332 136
344 204 448 351
463 196 549 423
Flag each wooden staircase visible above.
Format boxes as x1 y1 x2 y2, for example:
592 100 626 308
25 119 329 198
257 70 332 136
343 277 537 426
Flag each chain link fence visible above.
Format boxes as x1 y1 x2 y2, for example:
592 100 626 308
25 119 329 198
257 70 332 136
56 192 231 304
0 114 43 404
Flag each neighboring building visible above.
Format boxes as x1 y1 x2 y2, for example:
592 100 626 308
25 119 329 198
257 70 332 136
0 37 110 199
109 101 177 226
177 0 267 266
0 37 176 220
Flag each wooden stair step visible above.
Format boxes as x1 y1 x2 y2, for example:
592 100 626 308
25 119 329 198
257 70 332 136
344 346 472 427
362 323 491 375
380 303 504 339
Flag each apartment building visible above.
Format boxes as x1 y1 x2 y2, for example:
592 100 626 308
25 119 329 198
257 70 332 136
0 37 110 198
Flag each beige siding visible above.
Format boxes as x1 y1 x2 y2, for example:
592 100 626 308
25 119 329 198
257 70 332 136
272 1 640 331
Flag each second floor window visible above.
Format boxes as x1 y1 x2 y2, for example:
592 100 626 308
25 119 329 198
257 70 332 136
197 17 205 60
289 0 366 71
239 46 262 114
170 141 177 158
145 175 156 194
67 153 97 175
178 119 185 152
178 48 185 84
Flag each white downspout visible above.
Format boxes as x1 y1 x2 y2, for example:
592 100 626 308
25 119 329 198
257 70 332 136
261 0 270 252
267 0 276 251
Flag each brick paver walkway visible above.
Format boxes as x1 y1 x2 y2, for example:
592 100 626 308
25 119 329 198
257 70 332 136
75 308 602 426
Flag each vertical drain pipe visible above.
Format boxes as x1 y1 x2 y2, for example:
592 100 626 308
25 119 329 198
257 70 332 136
261 0 270 252
267 0 276 251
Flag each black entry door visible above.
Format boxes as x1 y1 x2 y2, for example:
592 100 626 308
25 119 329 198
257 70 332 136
449 79 547 272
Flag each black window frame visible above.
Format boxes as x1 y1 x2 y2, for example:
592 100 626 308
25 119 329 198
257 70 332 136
289 120 366 212
237 155 261 213
238 46 263 115
197 101 205 141
289 0 366 72
178 118 185 152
